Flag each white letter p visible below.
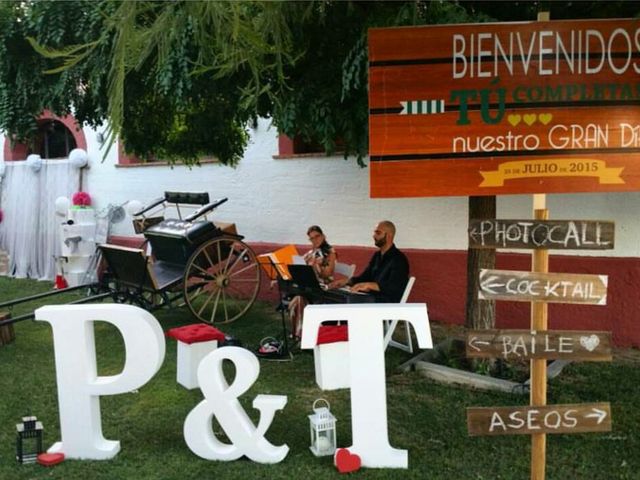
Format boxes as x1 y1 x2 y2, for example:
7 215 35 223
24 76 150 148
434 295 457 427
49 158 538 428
36 304 165 459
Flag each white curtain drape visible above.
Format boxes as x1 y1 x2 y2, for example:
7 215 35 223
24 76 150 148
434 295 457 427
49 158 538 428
0 160 78 280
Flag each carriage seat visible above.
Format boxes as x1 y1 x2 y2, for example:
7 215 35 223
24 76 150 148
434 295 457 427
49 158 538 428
98 244 183 291
144 220 238 265
145 219 219 243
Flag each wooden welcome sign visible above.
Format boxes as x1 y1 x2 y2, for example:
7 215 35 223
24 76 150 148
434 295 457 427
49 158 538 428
369 19 640 197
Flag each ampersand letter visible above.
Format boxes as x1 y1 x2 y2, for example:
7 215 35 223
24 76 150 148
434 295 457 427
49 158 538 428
183 346 289 464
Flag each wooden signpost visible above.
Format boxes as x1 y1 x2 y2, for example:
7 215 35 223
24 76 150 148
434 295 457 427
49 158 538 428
368 12 625 480
478 269 608 305
466 202 614 480
468 219 614 250
467 218 613 480
466 329 612 361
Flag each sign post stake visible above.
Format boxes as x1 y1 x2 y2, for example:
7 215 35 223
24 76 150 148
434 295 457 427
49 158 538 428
531 194 549 480
531 13 551 480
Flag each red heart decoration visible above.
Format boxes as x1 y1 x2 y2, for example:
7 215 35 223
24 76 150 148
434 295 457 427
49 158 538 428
37 452 65 466
335 448 361 473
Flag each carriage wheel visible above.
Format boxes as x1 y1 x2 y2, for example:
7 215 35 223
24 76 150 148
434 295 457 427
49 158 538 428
183 237 261 324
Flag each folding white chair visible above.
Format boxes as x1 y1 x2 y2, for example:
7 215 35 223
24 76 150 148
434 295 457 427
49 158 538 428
383 276 416 353
333 261 356 279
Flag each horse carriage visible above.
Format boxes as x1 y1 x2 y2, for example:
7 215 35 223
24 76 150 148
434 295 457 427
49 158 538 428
0 192 261 325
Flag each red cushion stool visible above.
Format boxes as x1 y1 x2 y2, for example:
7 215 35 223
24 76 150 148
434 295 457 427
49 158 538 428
314 325 350 391
166 324 226 390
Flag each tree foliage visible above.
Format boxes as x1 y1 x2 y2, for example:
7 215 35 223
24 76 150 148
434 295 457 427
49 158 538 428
0 1 484 164
0 1 111 146
0 1 638 164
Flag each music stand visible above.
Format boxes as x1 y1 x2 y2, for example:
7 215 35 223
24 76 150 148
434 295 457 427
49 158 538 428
258 258 293 360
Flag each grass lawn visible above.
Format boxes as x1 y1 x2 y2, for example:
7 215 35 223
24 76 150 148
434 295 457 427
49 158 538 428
0 276 638 479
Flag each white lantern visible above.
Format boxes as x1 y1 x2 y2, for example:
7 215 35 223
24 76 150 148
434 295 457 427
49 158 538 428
308 398 336 457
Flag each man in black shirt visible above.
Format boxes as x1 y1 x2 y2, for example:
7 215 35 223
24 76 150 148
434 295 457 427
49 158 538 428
329 220 409 302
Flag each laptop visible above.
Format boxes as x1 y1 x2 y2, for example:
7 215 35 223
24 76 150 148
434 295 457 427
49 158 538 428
287 264 323 290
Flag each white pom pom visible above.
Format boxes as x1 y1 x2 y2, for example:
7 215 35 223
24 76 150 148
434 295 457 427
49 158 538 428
26 154 42 172
55 196 70 216
126 200 143 216
69 148 88 168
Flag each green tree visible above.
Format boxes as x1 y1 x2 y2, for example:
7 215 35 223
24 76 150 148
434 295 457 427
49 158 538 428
0 1 491 164
2 1 638 163
0 1 112 147
0 1 294 163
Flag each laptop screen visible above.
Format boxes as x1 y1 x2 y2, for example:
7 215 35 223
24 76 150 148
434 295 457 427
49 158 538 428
287 264 322 290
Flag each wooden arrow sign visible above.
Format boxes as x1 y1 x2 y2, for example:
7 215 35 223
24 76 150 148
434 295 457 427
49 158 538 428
478 269 608 305
468 219 615 250
467 403 611 436
466 329 612 361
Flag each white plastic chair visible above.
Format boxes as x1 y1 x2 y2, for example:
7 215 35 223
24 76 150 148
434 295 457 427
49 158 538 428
383 276 416 353
333 262 356 279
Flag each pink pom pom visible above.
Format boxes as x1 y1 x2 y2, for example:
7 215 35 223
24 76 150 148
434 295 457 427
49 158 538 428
72 191 91 207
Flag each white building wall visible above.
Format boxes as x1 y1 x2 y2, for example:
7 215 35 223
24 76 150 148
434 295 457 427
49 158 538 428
4 118 640 257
